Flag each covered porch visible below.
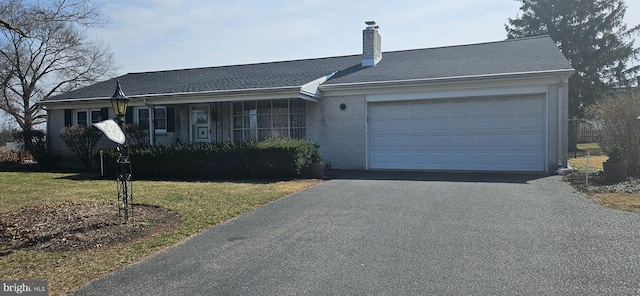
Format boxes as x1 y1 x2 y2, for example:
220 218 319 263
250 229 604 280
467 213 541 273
131 98 309 146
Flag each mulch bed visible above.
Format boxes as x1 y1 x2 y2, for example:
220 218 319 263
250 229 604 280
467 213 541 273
0 201 181 253
563 170 640 194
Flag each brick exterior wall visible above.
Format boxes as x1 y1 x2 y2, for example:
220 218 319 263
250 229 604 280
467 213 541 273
307 95 367 169
362 27 381 66
46 109 70 156
47 108 119 164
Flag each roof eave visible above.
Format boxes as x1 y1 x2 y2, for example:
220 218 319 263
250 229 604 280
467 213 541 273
320 69 576 91
40 86 308 104
40 84 325 107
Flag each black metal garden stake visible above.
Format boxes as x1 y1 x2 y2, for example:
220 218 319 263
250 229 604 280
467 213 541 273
110 80 134 224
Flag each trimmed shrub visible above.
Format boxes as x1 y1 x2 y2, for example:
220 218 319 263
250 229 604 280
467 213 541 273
101 138 320 180
125 123 150 146
60 126 103 170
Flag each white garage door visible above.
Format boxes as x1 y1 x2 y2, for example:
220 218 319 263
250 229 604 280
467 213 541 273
368 95 546 172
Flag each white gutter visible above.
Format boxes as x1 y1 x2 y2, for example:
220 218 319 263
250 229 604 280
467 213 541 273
557 76 564 168
39 88 289 104
40 83 325 105
321 68 576 90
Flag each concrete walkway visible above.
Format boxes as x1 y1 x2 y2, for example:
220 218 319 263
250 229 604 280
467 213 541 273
72 173 640 295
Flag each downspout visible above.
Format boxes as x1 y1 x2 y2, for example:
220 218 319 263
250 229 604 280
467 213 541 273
557 76 564 168
144 99 155 146
45 108 51 154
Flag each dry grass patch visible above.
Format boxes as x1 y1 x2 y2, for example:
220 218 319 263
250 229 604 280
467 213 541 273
564 168 640 216
587 193 640 213
568 155 608 171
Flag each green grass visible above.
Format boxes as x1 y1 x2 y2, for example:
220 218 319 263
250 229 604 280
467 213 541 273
0 172 317 295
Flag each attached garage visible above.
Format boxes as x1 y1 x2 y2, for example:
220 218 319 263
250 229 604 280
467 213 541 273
368 95 547 172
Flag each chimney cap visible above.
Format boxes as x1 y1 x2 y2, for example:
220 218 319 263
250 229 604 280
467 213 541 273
365 21 379 29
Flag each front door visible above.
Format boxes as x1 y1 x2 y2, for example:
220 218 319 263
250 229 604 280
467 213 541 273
191 105 210 143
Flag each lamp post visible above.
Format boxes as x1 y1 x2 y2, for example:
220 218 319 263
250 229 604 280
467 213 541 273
109 80 133 224
111 80 129 125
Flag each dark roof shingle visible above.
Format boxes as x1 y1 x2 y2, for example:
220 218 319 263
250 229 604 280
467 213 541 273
43 35 572 102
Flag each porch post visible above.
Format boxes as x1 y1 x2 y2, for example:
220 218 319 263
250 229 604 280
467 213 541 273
149 105 155 146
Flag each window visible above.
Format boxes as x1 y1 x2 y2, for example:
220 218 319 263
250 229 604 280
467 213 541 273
76 111 88 126
75 109 104 126
138 108 150 130
155 107 167 131
136 107 167 133
233 99 306 142
91 110 103 124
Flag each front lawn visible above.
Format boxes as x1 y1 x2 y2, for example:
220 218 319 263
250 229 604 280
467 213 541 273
0 172 318 295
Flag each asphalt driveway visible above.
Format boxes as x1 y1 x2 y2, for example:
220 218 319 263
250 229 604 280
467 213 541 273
72 172 640 295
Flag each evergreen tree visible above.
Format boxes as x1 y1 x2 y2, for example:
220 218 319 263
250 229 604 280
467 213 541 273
506 0 639 119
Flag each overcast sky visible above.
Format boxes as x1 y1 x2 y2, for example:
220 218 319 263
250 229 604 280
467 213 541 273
2 0 640 127
94 0 640 75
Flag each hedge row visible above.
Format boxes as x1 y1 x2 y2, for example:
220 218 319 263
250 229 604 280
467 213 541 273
100 138 320 180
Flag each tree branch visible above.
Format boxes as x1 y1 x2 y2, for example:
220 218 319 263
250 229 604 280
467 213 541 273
0 18 27 37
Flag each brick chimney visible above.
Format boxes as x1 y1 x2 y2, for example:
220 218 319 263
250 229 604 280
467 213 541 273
362 21 381 67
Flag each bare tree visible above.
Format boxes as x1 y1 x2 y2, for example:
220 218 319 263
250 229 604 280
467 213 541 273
585 88 640 176
0 18 26 37
0 0 115 153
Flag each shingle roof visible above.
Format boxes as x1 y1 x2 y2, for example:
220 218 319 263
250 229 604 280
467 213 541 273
43 35 572 102
324 35 573 85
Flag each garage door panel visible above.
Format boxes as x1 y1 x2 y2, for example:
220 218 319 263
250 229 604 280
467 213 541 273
369 119 391 132
413 153 432 164
473 153 494 165
450 136 471 147
519 152 543 164
518 133 544 147
431 152 450 164
473 101 495 114
369 95 546 172
376 135 410 147
471 135 494 147
410 119 429 129
472 116 494 130
518 97 545 112
493 115 518 130
430 117 449 130
450 102 472 115
519 115 543 129
494 134 517 147
449 117 472 130
371 136 396 148
426 102 450 115
385 104 410 116
494 152 520 165
387 119 410 132
409 135 430 147
450 153 474 164
430 135 449 147
496 99 519 111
